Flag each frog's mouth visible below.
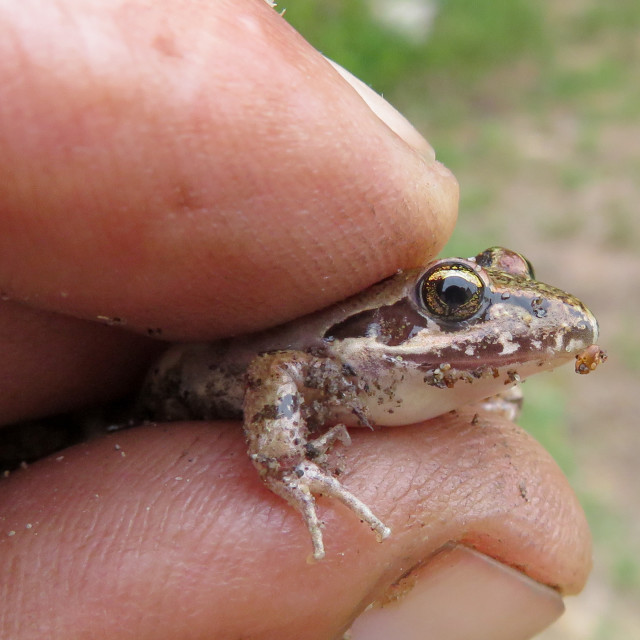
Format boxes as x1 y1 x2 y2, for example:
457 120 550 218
391 300 599 372
396 328 595 371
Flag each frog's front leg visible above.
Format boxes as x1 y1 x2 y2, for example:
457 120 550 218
243 351 391 560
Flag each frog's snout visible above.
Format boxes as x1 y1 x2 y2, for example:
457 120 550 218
566 305 599 353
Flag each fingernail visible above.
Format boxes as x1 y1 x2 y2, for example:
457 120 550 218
325 57 436 162
349 545 564 640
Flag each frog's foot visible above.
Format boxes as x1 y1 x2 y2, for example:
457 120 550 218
304 424 351 461
265 460 391 561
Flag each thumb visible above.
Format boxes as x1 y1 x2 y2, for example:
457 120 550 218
350 546 564 640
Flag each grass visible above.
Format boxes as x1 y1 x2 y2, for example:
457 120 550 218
581 492 640 591
283 0 427 93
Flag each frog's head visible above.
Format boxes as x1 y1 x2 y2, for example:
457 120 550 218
404 246 598 373
326 247 599 424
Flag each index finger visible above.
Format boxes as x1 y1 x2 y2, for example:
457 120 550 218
0 0 458 340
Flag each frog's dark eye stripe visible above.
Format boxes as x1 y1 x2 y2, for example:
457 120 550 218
417 263 485 321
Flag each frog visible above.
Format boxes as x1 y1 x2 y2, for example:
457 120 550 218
139 247 601 560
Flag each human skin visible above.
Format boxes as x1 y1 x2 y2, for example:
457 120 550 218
0 1 591 639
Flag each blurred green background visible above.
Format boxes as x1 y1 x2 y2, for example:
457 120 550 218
284 1 639 638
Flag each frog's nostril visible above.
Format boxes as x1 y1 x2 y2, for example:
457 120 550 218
562 307 599 356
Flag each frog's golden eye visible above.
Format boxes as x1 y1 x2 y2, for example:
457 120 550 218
418 263 485 321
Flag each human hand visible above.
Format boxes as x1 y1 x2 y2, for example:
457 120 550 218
0 1 589 638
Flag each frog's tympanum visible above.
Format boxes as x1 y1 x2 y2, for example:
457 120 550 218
140 247 602 560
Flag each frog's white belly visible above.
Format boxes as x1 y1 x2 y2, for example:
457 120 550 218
347 354 575 427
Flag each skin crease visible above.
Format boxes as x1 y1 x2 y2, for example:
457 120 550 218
0 1 590 638
0 301 161 425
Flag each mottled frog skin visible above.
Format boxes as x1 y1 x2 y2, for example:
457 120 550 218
139 247 600 560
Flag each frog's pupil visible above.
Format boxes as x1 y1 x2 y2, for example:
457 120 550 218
437 276 476 307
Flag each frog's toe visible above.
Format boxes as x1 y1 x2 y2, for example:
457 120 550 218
293 461 391 545
263 459 389 559
305 424 351 460
263 474 326 560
